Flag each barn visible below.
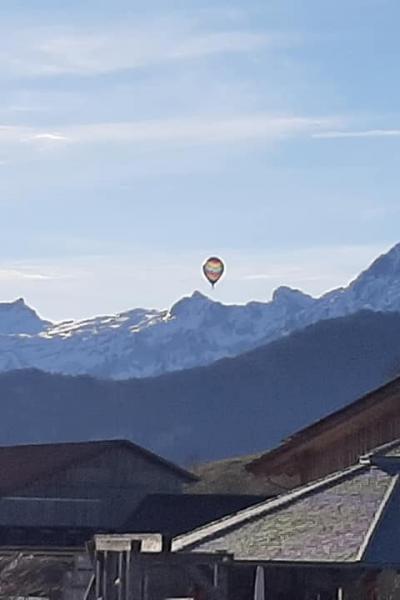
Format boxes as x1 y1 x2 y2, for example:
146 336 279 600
0 439 197 546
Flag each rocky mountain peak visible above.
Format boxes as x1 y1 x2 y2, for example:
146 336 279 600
0 298 51 335
359 243 400 280
170 291 213 318
272 286 315 309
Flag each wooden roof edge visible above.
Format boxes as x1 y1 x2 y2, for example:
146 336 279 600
247 375 400 474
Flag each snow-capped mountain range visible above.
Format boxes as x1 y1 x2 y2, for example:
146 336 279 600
1 243 400 379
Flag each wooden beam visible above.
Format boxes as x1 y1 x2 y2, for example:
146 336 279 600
95 534 162 553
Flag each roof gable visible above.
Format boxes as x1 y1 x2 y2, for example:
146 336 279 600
0 439 196 495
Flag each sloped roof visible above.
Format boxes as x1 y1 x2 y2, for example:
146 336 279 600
248 376 400 473
173 440 400 565
122 493 269 536
0 439 196 495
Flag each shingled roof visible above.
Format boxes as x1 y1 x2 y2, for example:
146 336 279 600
173 440 400 566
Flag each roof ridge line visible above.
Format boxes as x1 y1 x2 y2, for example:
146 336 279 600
363 437 400 458
173 463 364 551
0 439 197 485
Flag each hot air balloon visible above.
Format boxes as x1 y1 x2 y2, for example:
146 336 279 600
202 257 225 287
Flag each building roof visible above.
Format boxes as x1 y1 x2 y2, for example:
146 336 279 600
0 439 197 495
173 440 400 566
122 493 269 536
248 375 400 474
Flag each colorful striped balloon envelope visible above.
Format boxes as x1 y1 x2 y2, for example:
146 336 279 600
202 257 225 287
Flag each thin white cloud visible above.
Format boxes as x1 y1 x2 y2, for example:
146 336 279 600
313 129 400 139
233 243 394 298
0 115 339 149
0 23 285 78
0 126 70 145
167 31 274 61
31 133 70 142
66 115 335 144
0 269 53 281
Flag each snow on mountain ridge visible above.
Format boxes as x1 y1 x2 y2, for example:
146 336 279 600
46 307 164 338
1 243 400 379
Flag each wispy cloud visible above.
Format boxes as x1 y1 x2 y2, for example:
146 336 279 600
313 129 400 139
235 243 394 296
31 133 70 142
0 115 340 149
0 20 286 78
0 268 54 281
66 115 337 145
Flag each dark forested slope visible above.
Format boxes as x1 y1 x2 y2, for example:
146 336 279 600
0 310 399 464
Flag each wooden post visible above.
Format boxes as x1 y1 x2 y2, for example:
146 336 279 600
143 572 150 600
117 551 124 600
102 551 108 600
161 535 172 553
95 555 102 600
129 540 143 600
125 550 131 600
213 562 219 588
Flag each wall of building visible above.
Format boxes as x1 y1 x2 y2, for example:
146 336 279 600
0 446 187 529
253 389 400 488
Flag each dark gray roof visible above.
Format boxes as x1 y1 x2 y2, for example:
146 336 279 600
173 441 400 565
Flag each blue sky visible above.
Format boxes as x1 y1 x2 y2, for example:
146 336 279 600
0 0 399 320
